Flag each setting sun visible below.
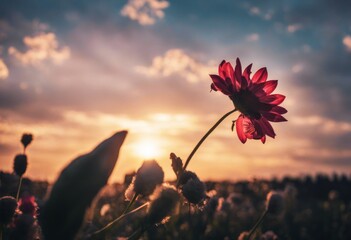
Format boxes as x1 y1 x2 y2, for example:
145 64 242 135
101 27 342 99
133 139 161 159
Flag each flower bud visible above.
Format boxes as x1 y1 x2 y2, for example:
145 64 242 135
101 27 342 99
21 133 33 149
266 191 284 215
0 196 18 225
13 154 28 177
147 185 180 225
134 160 164 196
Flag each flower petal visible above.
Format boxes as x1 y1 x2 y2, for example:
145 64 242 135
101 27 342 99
252 67 268 83
219 61 234 80
260 94 286 105
243 63 252 82
209 74 230 95
270 106 288 114
261 135 266 144
210 83 217 91
262 80 278 94
236 114 247 143
234 58 242 90
262 112 287 122
258 117 276 138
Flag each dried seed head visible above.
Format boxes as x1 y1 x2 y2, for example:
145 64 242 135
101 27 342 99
170 153 183 177
21 133 33 149
134 160 164 196
147 185 180 225
182 177 206 205
0 196 18 225
266 191 284 215
13 154 28 177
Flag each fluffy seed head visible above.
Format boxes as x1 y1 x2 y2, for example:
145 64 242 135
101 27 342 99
0 196 18 225
147 185 180 225
134 160 164 196
266 191 284 215
182 178 206 204
13 154 28 176
178 170 198 186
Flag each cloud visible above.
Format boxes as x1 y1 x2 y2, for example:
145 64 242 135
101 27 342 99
249 7 260 15
136 48 215 83
291 115 351 135
121 0 169 25
287 24 302 33
246 33 260 42
343 35 351 52
291 63 304 73
8 32 70 65
0 59 9 80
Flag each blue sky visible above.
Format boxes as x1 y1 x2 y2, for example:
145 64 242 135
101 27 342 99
1 0 350 182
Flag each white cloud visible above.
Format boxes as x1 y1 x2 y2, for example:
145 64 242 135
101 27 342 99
287 24 302 33
0 59 9 80
121 0 169 25
246 33 260 42
250 7 260 15
8 32 70 65
343 35 351 52
291 63 304 73
135 49 216 83
291 115 351 134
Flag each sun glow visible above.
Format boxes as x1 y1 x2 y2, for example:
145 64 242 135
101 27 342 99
133 139 161 159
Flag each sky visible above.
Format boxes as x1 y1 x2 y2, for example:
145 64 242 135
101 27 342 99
1 0 351 183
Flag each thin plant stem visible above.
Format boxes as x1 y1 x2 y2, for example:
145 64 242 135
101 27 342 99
247 209 268 240
123 193 138 214
183 109 237 170
91 202 148 237
16 176 23 201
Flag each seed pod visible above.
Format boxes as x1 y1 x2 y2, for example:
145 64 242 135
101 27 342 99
13 154 28 177
21 133 33 149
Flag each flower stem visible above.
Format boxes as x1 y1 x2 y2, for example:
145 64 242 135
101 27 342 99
16 176 23 201
247 209 268 240
183 109 237 170
123 193 138 214
91 202 148 237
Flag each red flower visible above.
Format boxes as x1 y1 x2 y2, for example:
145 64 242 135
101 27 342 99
210 58 287 143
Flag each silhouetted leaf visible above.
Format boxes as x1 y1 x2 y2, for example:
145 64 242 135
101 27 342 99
40 131 127 240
